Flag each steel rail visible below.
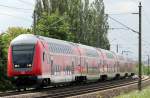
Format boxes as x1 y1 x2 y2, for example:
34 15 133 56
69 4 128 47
0 78 149 98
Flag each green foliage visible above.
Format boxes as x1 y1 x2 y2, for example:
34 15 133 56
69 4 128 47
1 27 32 59
0 27 32 90
36 12 75 41
142 65 150 75
115 86 150 98
34 0 110 50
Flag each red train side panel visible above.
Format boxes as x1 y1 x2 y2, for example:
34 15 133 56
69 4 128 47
7 46 13 77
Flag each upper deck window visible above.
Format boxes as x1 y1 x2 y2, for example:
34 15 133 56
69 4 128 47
106 53 114 59
48 42 73 54
85 49 99 57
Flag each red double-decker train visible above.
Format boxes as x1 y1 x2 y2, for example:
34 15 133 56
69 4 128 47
7 34 136 88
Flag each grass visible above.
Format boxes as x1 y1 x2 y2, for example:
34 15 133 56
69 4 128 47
115 86 150 98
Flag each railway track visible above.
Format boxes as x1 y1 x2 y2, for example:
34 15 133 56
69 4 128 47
0 77 149 98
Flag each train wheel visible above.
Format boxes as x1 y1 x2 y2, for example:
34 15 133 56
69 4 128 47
131 73 135 76
124 73 128 78
42 79 50 87
101 75 107 81
23 88 27 91
17 88 21 92
114 74 120 80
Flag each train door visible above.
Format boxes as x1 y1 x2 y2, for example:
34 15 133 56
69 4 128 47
76 46 82 76
50 57 54 75
71 60 75 81
86 60 88 74
42 51 47 74
99 59 103 73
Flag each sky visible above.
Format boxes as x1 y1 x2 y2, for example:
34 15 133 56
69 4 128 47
0 0 150 60
0 0 35 32
103 0 150 60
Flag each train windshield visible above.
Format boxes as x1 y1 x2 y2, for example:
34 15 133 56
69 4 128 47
12 44 35 69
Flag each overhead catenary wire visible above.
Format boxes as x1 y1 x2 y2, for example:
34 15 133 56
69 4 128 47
50 16 67 26
109 28 130 30
108 13 150 46
0 4 33 11
107 14 138 57
108 11 150 46
108 12 137 15
17 0 34 5
108 15 139 34
0 12 32 22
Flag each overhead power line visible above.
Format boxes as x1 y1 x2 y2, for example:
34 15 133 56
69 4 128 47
17 0 34 5
109 28 129 30
50 16 67 26
108 14 150 47
0 4 32 11
0 12 32 22
108 12 136 15
108 15 139 34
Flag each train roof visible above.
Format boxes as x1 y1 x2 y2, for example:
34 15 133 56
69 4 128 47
98 48 116 56
11 34 38 45
11 34 134 62
77 44 97 50
38 35 76 47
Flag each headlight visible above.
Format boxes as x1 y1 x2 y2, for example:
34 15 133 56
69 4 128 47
15 65 19 68
27 64 32 67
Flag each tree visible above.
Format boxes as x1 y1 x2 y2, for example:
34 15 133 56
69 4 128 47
1 27 32 59
36 12 75 41
90 0 110 49
34 0 110 50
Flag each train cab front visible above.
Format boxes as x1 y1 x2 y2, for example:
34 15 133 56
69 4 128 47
7 34 42 87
